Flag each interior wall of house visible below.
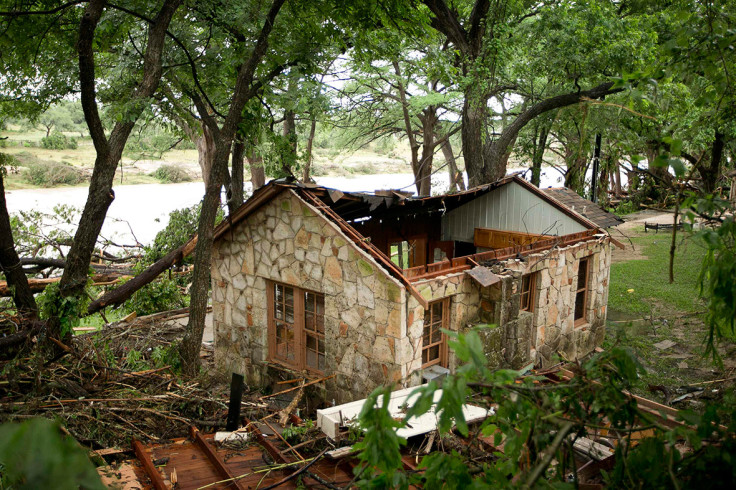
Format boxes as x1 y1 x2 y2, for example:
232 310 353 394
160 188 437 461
441 181 589 242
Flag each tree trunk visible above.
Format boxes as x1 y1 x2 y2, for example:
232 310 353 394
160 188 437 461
391 60 421 193
230 139 245 213
564 154 587 193
701 130 724 194
282 102 297 177
59 0 180 298
180 0 287 375
248 150 266 189
531 125 549 187
180 141 229 376
438 133 464 192
197 124 216 188
467 82 619 187
0 172 37 318
462 90 487 188
87 239 195 314
302 115 317 183
614 161 622 196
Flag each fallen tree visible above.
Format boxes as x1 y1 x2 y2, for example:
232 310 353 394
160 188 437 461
86 237 197 315
19 257 135 276
0 274 131 297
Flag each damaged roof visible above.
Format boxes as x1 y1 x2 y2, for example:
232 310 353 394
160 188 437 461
541 187 624 229
214 174 601 242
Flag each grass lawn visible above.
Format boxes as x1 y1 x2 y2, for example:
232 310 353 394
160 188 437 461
608 231 707 317
604 228 736 409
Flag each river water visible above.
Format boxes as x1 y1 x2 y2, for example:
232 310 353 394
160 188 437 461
5 168 567 247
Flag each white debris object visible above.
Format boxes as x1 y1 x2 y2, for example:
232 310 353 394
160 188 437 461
316 384 491 440
214 431 250 443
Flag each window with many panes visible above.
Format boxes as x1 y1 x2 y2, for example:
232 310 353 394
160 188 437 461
520 273 537 312
422 298 449 368
574 257 590 326
267 281 325 372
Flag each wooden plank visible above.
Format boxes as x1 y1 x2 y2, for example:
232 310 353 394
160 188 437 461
245 418 289 465
132 438 168 490
189 427 246 490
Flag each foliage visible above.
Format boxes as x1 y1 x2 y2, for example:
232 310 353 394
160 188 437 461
282 419 315 443
123 273 186 317
9 205 80 258
40 132 78 150
152 164 192 183
151 344 182 372
0 418 105 490
145 203 223 264
36 282 90 338
23 161 85 186
681 194 736 350
353 386 408 489
354 329 736 488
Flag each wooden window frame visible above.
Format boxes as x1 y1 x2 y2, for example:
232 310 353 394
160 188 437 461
266 281 325 373
422 298 450 369
520 272 538 312
574 257 591 327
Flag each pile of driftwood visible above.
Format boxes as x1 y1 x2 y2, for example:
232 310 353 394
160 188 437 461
0 312 259 449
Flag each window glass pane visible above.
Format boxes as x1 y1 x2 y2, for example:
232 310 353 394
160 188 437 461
574 291 586 320
316 296 325 316
431 328 441 344
432 302 442 320
428 345 440 362
422 349 428 365
578 259 588 289
306 349 317 369
318 353 325 371
285 305 294 324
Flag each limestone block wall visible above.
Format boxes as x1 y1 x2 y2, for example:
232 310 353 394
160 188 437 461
406 273 481 383
211 189 409 403
503 239 613 366
404 239 612 379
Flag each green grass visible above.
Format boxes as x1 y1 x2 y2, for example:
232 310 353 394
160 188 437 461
608 230 707 317
603 228 736 409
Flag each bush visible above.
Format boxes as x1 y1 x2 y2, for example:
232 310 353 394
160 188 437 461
41 132 78 150
23 161 86 186
153 164 191 183
124 274 186 316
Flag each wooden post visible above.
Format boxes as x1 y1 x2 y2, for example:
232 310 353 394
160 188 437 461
226 373 245 431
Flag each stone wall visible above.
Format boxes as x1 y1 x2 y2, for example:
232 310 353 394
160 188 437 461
498 238 612 367
406 239 613 378
211 189 410 404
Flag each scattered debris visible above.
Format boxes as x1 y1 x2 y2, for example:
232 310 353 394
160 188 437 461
653 339 677 350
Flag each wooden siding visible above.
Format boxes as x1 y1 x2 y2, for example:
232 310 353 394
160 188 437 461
474 227 546 249
441 181 588 242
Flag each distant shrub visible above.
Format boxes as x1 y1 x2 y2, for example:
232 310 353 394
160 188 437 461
23 161 86 186
41 132 77 150
153 164 191 183
145 203 224 264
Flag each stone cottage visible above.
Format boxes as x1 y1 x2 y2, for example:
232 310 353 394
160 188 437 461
210 175 622 403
